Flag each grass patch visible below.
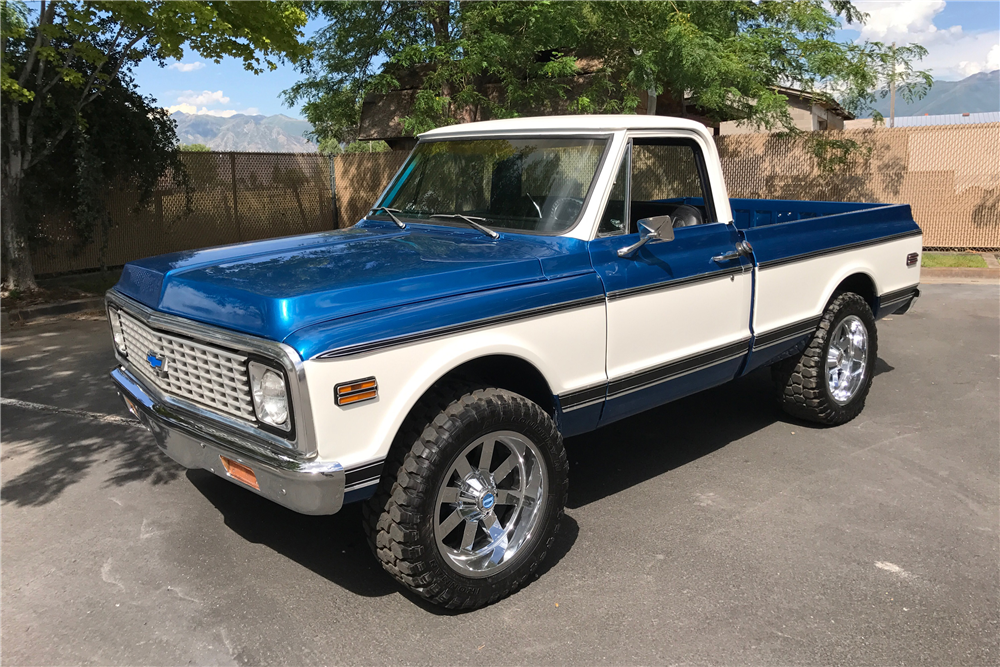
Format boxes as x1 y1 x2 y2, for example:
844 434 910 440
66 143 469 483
921 253 988 269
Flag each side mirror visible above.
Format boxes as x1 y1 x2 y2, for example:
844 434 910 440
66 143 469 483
638 215 675 243
618 215 674 258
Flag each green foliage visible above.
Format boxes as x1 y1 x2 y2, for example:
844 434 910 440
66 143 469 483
319 137 390 154
839 41 932 124
287 1 928 144
1 1 310 289
343 139 390 154
18 71 187 263
179 143 211 152
806 135 872 173
2 1 310 105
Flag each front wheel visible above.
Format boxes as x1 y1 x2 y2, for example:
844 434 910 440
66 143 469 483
369 386 568 609
772 292 878 425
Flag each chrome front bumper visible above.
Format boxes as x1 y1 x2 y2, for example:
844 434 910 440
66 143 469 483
112 366 345 515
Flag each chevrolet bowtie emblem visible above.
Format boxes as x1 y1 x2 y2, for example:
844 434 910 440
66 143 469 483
146 351 168 377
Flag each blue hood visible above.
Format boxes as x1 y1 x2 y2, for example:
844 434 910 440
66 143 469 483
113 221 592 341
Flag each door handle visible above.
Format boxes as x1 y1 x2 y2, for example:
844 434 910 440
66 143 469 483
713 240 753 263
713 250 741 262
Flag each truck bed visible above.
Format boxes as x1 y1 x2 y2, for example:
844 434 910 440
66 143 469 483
728 198 892 229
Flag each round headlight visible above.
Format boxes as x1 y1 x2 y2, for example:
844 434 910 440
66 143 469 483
248 361 290 429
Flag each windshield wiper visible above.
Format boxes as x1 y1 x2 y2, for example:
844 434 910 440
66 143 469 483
370 206 406 230
430 213 499 239
524 192 543 218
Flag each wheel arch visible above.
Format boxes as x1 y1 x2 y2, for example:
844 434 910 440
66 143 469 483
373 350 561 465
431 354 557 416
824 269 880 314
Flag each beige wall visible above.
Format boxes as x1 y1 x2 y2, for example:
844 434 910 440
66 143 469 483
720 97 846 135
24 123 1000 276
716 123 1000 248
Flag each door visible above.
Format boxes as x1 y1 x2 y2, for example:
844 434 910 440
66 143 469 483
589 137 753 425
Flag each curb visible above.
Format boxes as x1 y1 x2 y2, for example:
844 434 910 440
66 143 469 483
1 297 105 325
921 267 1000 280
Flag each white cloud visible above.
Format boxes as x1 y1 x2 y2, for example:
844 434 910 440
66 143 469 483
176 89 230 106
847 1 1000 81
963 42 1000 75
165 103 260 117
852 1 953 43
167 62 205 72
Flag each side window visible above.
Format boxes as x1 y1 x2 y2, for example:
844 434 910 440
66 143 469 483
629 140 712 231
597 148 630 236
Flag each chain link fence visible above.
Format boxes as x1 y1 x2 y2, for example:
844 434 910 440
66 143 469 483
24 122 1000 276
30 152 336 275
716 123 1000 249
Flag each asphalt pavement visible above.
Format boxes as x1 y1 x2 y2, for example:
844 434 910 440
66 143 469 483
2 284 998 666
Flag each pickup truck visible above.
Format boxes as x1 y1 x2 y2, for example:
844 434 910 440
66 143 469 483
107 115 921 609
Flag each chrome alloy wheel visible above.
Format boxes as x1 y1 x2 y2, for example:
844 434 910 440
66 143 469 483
433 430 547 578
826 315 869 404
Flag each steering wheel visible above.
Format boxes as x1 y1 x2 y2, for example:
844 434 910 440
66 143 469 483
542 197 583 227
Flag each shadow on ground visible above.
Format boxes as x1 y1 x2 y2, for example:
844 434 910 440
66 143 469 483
2 359 894 599
1 406 182 507
190 468 580 603
565 361 892 509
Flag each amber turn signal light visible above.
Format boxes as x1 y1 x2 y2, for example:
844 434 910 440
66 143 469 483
219 456 259 490
335 377 378 406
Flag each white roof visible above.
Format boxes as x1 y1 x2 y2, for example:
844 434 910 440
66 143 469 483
889 112 1000 127
420 114 713 139
845 112 1000 128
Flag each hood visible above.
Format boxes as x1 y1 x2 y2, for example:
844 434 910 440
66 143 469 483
113 221 586 341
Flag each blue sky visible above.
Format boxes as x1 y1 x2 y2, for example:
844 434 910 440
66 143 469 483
133 1 1000 120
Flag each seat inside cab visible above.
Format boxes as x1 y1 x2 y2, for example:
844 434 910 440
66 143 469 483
598 138 713 235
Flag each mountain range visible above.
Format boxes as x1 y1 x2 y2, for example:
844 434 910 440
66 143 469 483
171 69 997 151
172 112 317 152
868 70 999 117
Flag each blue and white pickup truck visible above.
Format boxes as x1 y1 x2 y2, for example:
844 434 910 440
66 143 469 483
108 115 921 609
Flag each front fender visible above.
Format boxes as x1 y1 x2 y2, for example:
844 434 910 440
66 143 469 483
298 290 608 469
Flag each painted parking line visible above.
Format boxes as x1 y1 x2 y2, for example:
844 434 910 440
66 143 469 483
0 396 138 427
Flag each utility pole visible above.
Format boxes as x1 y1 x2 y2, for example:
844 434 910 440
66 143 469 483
889 42 896 129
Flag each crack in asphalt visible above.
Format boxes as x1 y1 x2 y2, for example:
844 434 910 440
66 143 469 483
0 396 139 427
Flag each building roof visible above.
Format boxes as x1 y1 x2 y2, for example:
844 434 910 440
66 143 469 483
844 111 1000 129
771 85 855 120
890 111 999 127
420 114 714 139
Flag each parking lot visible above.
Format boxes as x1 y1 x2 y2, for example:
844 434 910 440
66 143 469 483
2 283 998 666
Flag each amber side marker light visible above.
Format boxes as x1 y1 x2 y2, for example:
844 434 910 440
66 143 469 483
335 377 378 406
220 456 259 490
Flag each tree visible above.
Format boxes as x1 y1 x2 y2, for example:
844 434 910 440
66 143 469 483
861 41 933 128
179 143 211 152
287 1 928 147
318 137 390 155
1 1 309 291
17 70 188 276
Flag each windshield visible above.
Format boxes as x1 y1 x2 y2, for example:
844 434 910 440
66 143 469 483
375 137 609 235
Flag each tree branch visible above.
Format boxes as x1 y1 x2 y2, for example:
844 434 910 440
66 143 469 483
26 28 150 172
17 0 53 88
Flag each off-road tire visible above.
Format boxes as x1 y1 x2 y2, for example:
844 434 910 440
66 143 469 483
363 384 568 609
771 292 878 425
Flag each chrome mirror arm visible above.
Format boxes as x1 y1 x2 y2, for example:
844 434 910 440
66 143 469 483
617 236 651 258
617 216 672 258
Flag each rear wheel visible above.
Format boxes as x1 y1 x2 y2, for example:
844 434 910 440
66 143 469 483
367 385 568 609
772 292 878 425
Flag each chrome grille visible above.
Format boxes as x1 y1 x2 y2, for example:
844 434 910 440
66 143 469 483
116 311 256 422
